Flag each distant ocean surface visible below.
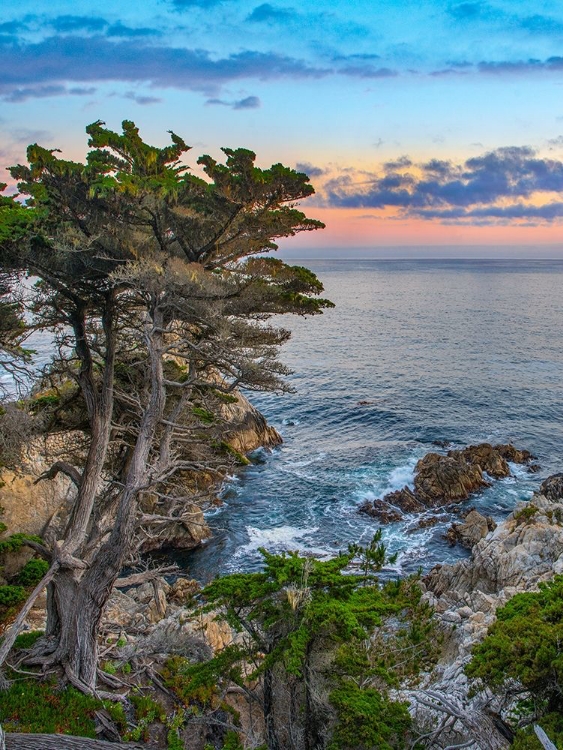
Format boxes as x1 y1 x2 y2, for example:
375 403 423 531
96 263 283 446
182 258 563 582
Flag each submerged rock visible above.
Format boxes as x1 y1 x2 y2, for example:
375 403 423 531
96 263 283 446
360 442 534 523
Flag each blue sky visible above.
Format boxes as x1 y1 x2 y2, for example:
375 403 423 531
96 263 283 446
2 0 563 251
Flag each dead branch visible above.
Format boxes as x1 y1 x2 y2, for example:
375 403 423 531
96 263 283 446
114 565 179 588
34 460 82 488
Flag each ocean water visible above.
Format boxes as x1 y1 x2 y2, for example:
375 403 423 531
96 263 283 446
181 258 563 582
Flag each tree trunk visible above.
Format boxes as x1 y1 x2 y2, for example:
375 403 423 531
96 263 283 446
263 668 280 750
303 643 325 750
42 306 166 693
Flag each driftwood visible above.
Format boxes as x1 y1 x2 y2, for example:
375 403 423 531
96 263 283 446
534 725 557 750
2 732 145 749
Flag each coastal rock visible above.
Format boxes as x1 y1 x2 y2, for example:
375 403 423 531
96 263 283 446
401 476 563 749
221 390 282 454
414 452 489 506
0 392 280 563
539 472 563 501
360 442 533 522
358 499 403 523
445 509 496 548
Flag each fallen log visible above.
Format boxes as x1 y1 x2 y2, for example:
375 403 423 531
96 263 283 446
1 730 146 749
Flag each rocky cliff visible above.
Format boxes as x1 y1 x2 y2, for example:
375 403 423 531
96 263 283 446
401 473 563 749
0 392 282 566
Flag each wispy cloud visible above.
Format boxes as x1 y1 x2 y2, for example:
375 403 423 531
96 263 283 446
295 161 325 177
123 91 162 105
50 15 108 32
206 95 261 109
247 4 294 23
3 84 96 103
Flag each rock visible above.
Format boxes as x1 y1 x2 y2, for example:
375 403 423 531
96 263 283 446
358 499 403 523
169 577 200 603
527 463 541 474
448 443 510 479
408 515 447 532
360 443 533 522
540 473 563 502
457 606 473 619
414 452 489 506
446 509 492 549
442 610 462 624
221 390 282 454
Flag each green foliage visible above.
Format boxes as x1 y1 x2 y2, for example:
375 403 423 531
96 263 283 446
13 630 44 649
190 539 435 748
222 730 244 749
0 676 101 735
328 682 411 750
192 406 215 424
0 532 43 555
18 558 49 586
167 729 184 750
125 693 167 742
467 575 563 738
513 505 539 524
0 585 26 607
511 714 563 749
29 393 60 413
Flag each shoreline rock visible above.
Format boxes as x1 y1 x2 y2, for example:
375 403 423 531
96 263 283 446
359 442 535 523
401 473 563 748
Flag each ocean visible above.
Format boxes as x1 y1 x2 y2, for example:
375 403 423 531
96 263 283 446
181 258 563 582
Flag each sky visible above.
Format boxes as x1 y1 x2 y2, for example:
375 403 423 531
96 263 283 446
2 0 563 256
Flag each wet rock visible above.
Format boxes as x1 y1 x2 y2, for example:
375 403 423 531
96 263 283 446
414 452 489 506
360 443 533 523
358 500 403 523
408 514 449 532
540 473 563 501
527 463 541 474
432 439 451 448
448 443 510 479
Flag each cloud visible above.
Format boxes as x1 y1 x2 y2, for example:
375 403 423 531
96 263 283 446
332 53 381 62
123 91 162 105
339 65 397 78
206 95 261 109
518 14 563 34
3 84 96 103
50 15 108 32
295 161 325 177
247 4 294 23
0 35 329 100
323 146 563 223
0 21 27 33
106 23 162 38
171 0 227 8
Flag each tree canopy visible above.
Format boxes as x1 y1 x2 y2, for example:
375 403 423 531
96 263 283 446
0 120 331 695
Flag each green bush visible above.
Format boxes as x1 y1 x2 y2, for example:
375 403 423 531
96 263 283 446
13 630 44 649
0 678 100 735
328 682 411 750
467 575 563 745
0 585 26 607
18 558 49 586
